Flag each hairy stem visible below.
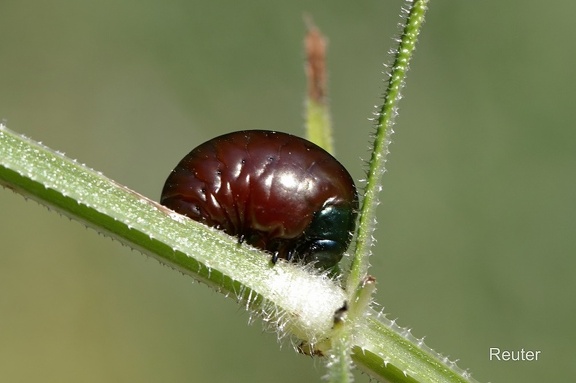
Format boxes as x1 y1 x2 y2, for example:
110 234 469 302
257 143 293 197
347 0 429 295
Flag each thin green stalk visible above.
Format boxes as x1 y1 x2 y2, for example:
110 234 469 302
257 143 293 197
347 0 429 294
304 18 334 153
306 100 333 153
342 3 431 381
301 19 352 382
324 322 354 383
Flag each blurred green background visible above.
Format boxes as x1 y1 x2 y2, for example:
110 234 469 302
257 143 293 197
1 1 574 382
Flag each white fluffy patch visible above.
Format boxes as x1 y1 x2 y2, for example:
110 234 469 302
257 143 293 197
263 264 347 343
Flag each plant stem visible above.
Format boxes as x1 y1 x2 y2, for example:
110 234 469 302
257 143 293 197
304 17 334 153
347 0 430 294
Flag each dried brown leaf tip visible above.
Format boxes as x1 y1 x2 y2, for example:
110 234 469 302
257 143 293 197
304 17 327 103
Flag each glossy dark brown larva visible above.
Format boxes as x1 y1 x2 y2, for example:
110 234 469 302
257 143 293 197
160 130 358 269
